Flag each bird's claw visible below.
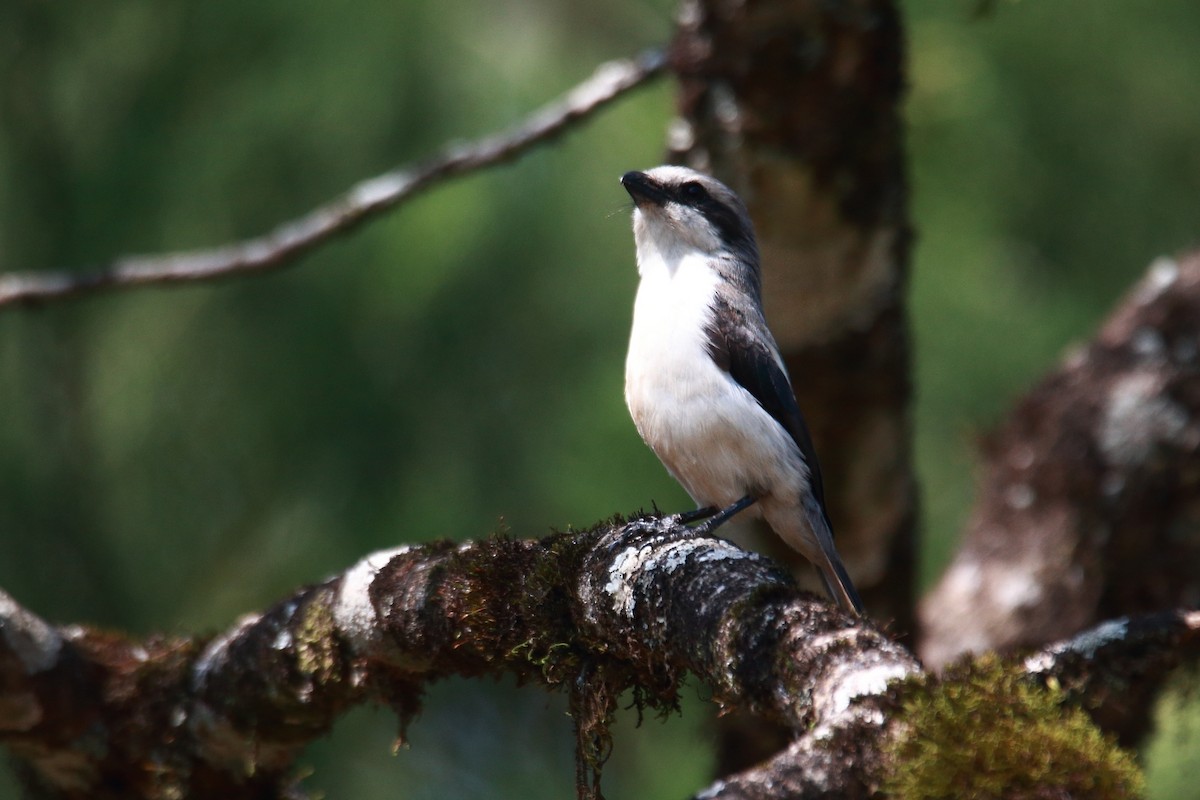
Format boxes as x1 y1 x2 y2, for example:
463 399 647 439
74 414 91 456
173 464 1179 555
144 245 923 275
669 505 720 526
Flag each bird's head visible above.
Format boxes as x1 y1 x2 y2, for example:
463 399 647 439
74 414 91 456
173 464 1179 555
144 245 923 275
620 166 758 270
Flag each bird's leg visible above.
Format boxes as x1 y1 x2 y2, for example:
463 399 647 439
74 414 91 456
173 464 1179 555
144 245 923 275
671 505 720 525
691 495 757 536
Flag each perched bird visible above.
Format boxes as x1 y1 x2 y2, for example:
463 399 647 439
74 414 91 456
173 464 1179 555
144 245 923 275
620 165 864 615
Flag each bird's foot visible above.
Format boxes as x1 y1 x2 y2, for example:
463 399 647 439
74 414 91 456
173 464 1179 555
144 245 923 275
669 505 720 526
690 495 757 536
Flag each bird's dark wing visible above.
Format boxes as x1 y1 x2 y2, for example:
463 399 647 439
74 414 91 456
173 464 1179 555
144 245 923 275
704 295 828 506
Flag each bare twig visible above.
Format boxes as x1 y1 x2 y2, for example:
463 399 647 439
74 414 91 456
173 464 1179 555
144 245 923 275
0 49 665 310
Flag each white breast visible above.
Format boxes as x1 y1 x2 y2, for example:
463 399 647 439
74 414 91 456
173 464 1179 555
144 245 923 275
624 249 806 511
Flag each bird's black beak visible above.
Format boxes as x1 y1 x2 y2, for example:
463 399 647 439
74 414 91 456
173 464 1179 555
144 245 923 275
621 171 669 208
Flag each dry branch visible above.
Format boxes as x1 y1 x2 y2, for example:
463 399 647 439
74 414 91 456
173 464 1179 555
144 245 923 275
0 49 664 310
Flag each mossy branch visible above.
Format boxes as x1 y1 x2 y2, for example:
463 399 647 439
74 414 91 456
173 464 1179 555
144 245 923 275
0 515 907 799
5 515 1191 799
884 656 1144 800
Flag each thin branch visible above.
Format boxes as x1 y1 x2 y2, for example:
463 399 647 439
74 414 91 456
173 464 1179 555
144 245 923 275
0 49 666 310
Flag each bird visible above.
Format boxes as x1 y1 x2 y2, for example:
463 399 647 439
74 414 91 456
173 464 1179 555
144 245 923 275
620 165 864 615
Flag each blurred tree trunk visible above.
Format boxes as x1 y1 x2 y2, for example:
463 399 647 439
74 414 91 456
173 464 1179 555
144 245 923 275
669 0 915 626
666 0 915 774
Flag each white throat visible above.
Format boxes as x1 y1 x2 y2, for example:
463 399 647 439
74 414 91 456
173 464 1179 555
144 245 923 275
625 240 724 454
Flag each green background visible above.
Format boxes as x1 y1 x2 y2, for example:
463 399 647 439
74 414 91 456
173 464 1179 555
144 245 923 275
1 0 1197 796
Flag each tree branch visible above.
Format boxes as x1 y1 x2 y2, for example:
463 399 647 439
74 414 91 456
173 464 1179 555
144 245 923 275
1 516 918 799
1023 609 1200 743
7 513 1160 799
921 251 1200 671
688 614 1184 799
0 48 665 310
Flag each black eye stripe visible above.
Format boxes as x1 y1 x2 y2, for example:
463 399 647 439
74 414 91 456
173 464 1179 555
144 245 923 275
675 184 751 250
705 202 752 249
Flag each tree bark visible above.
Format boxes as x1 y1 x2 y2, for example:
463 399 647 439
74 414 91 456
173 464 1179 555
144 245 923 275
668 0 916 635
0 518 918 800
5 518 1182 800
920 250 1200 739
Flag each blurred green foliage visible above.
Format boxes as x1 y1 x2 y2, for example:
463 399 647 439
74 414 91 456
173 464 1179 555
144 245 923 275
0 0 1197 797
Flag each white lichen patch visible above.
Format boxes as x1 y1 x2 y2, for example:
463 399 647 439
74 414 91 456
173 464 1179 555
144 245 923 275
1005 483 1036 511
1058 616 1130 659
812 660 916 741
332 545 414 652
1023 649 1054 674
828 662 915 716
693 780 729 800
692 541 755 565
603 538 753 619
667 117 695 153
654 538 751 574
1098 372 1189 466
942 560 982 597
804 627 863 654
0 591 63 672
604 545 646 619
272 628 293 652
992 561 1044 614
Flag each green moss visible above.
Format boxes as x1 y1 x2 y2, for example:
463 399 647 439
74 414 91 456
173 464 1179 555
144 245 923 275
883 655 1144 799
295 592 340 687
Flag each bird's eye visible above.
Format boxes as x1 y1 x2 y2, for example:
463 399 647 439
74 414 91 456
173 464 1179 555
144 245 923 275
680 182 707 202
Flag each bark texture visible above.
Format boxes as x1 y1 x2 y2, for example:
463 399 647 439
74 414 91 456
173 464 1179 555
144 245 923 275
668 0 917 635
4 515 1187 799
921 252 1200 698
0 517 918 800
1024 609 1200 745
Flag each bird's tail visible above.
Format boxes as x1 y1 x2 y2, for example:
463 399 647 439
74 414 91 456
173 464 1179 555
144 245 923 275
802 497 864 616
